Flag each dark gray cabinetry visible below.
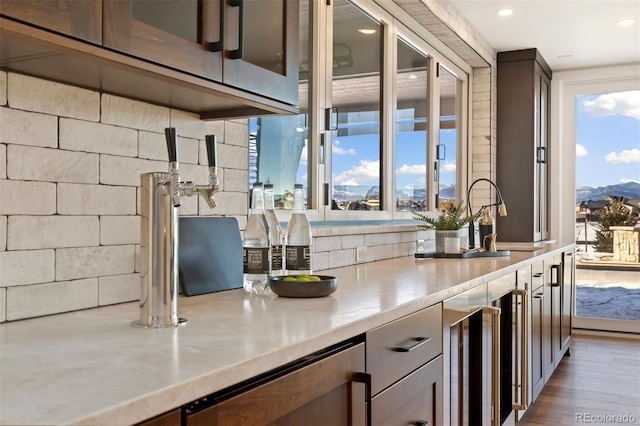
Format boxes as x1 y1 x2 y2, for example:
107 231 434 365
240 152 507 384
497 48 552 242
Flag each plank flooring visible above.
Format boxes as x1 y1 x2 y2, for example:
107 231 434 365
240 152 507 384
518 334 640 426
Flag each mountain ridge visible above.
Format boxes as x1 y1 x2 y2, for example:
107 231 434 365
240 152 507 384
576 181 640 202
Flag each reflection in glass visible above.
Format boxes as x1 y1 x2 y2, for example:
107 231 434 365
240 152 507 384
438 66 460 208
243 0 285 75
395 38 429 212
330 0 382 211
249 0 309 208
132 1 198 42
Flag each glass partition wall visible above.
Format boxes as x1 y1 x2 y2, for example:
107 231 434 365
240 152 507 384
250 0 469 221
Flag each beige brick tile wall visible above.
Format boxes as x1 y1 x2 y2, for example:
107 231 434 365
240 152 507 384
0 72 249 322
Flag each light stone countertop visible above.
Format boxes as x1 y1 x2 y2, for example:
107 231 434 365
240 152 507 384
0 243 572 425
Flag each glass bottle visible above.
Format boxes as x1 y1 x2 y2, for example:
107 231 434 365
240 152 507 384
264 183 284 276
285 183 312 275
243 182 272 295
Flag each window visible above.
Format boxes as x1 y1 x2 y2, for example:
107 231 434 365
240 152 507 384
250 0 469 220
329 0 382 212
248 0 310 208
395 38 430 212
437 65 461 208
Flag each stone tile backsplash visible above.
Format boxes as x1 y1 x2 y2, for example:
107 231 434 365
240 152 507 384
0 0 496 322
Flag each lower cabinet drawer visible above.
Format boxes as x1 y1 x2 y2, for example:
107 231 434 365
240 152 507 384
371 355 443 426
367 303 442 395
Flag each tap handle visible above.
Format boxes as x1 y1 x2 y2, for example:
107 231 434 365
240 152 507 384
205 135 217 168
165 128 178 164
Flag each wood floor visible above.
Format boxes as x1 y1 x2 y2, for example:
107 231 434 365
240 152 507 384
518 334 640 426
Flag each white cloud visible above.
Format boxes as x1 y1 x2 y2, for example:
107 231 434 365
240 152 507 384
441 161 456 172
332 140 356 155
605 148 640 164
397 164 427 174
576 144 588 157
333 160 379 185
299 144 308 166
582 90 640 119
620 178 640 184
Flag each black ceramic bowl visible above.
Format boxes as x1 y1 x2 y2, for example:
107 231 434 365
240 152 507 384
269 275 338 298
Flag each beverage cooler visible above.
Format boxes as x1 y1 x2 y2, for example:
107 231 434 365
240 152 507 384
443 273 528 426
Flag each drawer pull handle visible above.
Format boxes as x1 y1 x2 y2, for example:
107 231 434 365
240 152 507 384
393 336 431 352
412 421 430 426
534 293 544 299
533 272 543 278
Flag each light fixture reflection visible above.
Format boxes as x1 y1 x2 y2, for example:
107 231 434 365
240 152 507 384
358 28 377 35
498 9 513 17
617 18 636 26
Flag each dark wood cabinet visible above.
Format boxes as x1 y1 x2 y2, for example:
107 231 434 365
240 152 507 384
372 355 443 426
184 342 366 426
530 260 547 401
497 48 552 242
0 0 101 43
0 0 298 119
368 303 443 426
103 0 298 106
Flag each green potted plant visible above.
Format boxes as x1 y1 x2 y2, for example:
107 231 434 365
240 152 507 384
413 201 474 253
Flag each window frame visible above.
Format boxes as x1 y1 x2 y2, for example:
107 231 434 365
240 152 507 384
269 0 471 223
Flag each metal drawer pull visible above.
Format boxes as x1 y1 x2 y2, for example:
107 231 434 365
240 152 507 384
393 336 431 352
533 272 543 278
534 293 544 299
353 372 372 426
412 421 430 426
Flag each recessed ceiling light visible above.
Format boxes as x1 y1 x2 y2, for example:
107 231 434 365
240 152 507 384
617 18 636 27
497 9 513 17
358 29 377 35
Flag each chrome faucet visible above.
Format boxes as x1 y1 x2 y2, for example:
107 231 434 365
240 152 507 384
132 128 220 328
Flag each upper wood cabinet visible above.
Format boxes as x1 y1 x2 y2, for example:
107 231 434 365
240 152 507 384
0 0 101 43
103 0 298 106
496 48 552 242
0 0 299 119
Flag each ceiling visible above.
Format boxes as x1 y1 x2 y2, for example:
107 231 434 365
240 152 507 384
449 0 640 71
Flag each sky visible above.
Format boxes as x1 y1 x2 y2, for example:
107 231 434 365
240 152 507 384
575 89 640 188
261 89 640 196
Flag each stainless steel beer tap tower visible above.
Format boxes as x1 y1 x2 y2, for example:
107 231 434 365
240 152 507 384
132 128 220 328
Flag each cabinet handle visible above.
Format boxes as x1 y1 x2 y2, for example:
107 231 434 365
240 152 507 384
533 272 543 278
534 293 544 299
412 421 430 426
227 0 243 59
550 264 561 287
207 0 224 52
483 306 501 426
536 146 547 164
353 372 372 426
392 336 431 352
512 290 528 411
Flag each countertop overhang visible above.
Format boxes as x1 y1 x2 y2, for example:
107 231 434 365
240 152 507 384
0 243 573 425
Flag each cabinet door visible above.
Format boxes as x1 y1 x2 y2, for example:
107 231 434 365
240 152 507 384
223 0 298 105
559 250 574 360
103 0 222 81
185 343 366 426
534 65 550 241
372 355 443 426
530 261 546 401
0 0 101 43
544 258 559 382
